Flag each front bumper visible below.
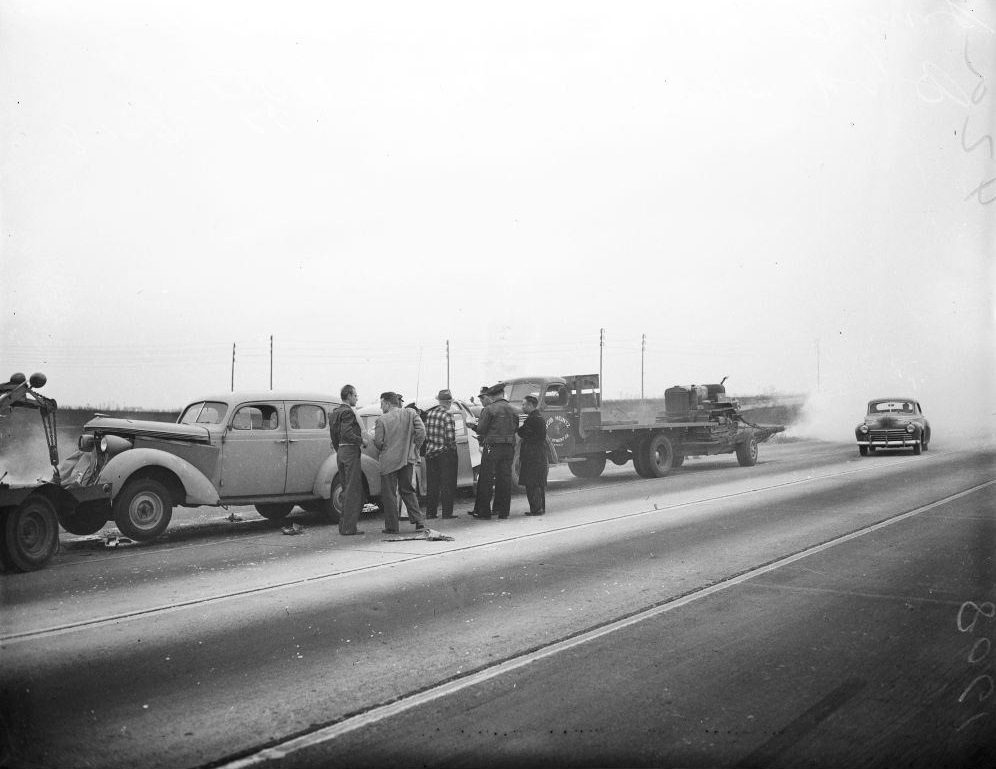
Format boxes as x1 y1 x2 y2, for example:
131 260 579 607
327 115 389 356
856 437 920 448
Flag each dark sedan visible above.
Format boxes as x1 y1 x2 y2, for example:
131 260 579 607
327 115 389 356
855 398 931 456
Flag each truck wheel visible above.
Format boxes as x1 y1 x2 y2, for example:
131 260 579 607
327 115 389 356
641 434 676 478
736 435 759 467
568 455 606 478
632 440 652 478
255 503 294 521
58 500 109 535
2 496 60 572
113 478 173 541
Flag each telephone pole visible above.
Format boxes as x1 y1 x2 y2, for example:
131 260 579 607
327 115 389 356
446 339 450 390
641 333 646 400
230 343 236 392
599 328 605 404
269 335 273 391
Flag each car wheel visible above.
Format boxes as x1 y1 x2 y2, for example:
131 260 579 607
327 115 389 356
736 435 759 467
568 455 607 478
859 446 869 456
913 441 922 455
112 477 173 541
255 503 294 521
2 496 60 572
323 478 344 525
58 500 109 535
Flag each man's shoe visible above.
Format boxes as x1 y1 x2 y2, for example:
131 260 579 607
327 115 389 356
468 513 492 520
381 528 399 534
441 514 455 519
415 525 425 531
340 530 365 536
497 515 509 520
525 511 545 516
426 514 438 519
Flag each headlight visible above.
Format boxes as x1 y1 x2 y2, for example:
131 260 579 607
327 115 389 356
906 423 916 434
78 434 96 451
99 434 132 457
859 425 869 434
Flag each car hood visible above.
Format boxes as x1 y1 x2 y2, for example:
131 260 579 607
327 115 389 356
83 416 214 444
863 414 918 428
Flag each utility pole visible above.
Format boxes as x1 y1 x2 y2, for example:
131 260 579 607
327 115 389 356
446 339 450 390
231 343 236 392
599 328 605 405
269 335 273 391
641 333 646 400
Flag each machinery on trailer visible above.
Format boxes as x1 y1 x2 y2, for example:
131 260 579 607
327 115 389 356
500 374 784 479
0 372 110 572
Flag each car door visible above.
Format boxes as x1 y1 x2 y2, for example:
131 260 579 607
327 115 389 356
221 401 288 497
285 401 334 494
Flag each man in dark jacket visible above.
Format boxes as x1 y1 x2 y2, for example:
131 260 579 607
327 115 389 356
516 394 548 515
468 382 520 520
329 384 367 536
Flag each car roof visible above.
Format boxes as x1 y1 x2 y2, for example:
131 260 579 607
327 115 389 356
187 391 342 407
868 397 918 404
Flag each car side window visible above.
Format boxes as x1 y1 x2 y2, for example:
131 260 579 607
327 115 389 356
231 404 279 431
290 404 327 430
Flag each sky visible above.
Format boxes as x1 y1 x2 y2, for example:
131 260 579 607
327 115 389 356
1 1 994 442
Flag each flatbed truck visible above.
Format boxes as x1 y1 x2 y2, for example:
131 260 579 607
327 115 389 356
500 374 784 479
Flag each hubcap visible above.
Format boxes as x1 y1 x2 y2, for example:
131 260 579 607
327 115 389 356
130 493 163 529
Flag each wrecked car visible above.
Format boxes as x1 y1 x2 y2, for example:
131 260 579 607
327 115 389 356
60 391 385 541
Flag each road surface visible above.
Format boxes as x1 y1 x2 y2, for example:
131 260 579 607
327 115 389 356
1 438 994 768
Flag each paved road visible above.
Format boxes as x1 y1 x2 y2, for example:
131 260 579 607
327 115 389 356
2 439 994 768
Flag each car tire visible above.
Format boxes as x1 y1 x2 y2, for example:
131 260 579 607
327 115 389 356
859 446 869 456
913 441 922 456
112 477 173 541
255 503 294 521
323 478 344 525
58 500 109 535
568 455 606 478
2 495 60 572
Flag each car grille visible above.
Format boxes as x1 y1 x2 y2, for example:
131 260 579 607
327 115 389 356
869 429 910 443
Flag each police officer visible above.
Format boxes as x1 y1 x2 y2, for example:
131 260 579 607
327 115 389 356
468 382 520 520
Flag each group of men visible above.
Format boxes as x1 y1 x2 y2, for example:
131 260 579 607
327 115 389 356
328 382 549 537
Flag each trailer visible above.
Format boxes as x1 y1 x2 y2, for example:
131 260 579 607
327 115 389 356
0 372 111 572
501 374 784 479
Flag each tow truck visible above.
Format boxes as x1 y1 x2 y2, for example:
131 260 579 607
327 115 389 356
500 374 784 479
0 372 111 572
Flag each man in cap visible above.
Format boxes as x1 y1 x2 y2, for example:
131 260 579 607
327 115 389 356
468 382 519 520
423 388 459 519
374 391 427 533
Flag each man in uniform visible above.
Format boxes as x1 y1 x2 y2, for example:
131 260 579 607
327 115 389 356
468 382 519 520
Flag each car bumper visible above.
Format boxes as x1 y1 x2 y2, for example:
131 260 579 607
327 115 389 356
856 438 920 448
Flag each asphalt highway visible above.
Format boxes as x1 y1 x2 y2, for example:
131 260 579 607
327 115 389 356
1 439 994 769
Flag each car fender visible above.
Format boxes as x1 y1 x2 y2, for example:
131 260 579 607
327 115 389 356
98 448 221 505
312 452 382 498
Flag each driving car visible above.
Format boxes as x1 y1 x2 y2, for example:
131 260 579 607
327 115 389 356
855 397 931 456
357 398 481 494
58 391 387 541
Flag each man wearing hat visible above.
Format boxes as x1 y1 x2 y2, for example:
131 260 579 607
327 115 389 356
468 382 519 520
422 389 459 519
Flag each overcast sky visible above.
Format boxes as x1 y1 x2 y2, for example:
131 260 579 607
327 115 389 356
1 1 993 440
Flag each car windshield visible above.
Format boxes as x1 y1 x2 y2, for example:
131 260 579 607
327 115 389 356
870 401 914 414
179 401 229 424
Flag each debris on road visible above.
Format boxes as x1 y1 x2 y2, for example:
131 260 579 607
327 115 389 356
281 523 305 536
383 527 454 542
103 536 135 548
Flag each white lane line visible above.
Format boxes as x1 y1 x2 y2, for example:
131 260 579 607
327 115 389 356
0 455 954 643
215 477 996 769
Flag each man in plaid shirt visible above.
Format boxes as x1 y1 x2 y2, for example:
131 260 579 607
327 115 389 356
423 389 459 519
